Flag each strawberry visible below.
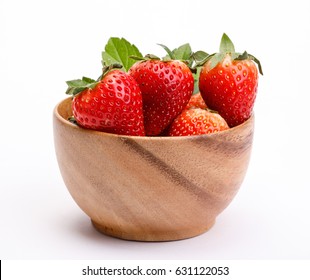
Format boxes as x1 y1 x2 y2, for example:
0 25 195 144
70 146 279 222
128 56 194 136
185 92 208 110
66 65 145 136
198 33 263 127
167 108 229 136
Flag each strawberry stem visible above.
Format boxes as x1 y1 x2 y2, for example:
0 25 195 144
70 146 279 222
193 33 263 75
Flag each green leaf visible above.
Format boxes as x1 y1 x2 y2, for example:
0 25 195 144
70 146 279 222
220 33 235 53
65 86 88 96
234 51 264 75
209 53 225 70
158 44 175 60
144 54 161 60
159 43 193 62
234 51 248 60
81 76 97 84
66 79 88 88
102 37 143 71
248 53 264 75
65 76 98 96
66 77 95 88
173 43 192 60
192 50 209 63
191 50 210 68
129 55 147 61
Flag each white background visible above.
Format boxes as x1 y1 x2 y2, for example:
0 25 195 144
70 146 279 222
1 0 310 260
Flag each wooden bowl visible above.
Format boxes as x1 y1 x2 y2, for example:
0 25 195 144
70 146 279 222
53 98 254 241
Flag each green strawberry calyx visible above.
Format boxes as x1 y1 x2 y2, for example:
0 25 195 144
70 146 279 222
66 36 144 96
130 43 197 72
194 33 263 75
65 63 123 96
101 37 143 72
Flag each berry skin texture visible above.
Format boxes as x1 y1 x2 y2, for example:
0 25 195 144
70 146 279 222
167 108 229 136
72 70 145 136
185 92 208 110
199 54 258 128
129 60 194 136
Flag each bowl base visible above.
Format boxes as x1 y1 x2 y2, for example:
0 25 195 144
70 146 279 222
91 219 215 242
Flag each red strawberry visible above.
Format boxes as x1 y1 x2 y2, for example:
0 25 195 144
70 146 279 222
167 108 229 136
185 92 208 110
129 59 194 135
66 66 145 136
198 33 263 127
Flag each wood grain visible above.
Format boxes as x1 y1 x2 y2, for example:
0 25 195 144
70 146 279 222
53 97 254 241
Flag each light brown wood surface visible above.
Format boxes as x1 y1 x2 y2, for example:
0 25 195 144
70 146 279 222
53 98 254 241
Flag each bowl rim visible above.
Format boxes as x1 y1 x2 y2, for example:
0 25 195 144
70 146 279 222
54 97 254 141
